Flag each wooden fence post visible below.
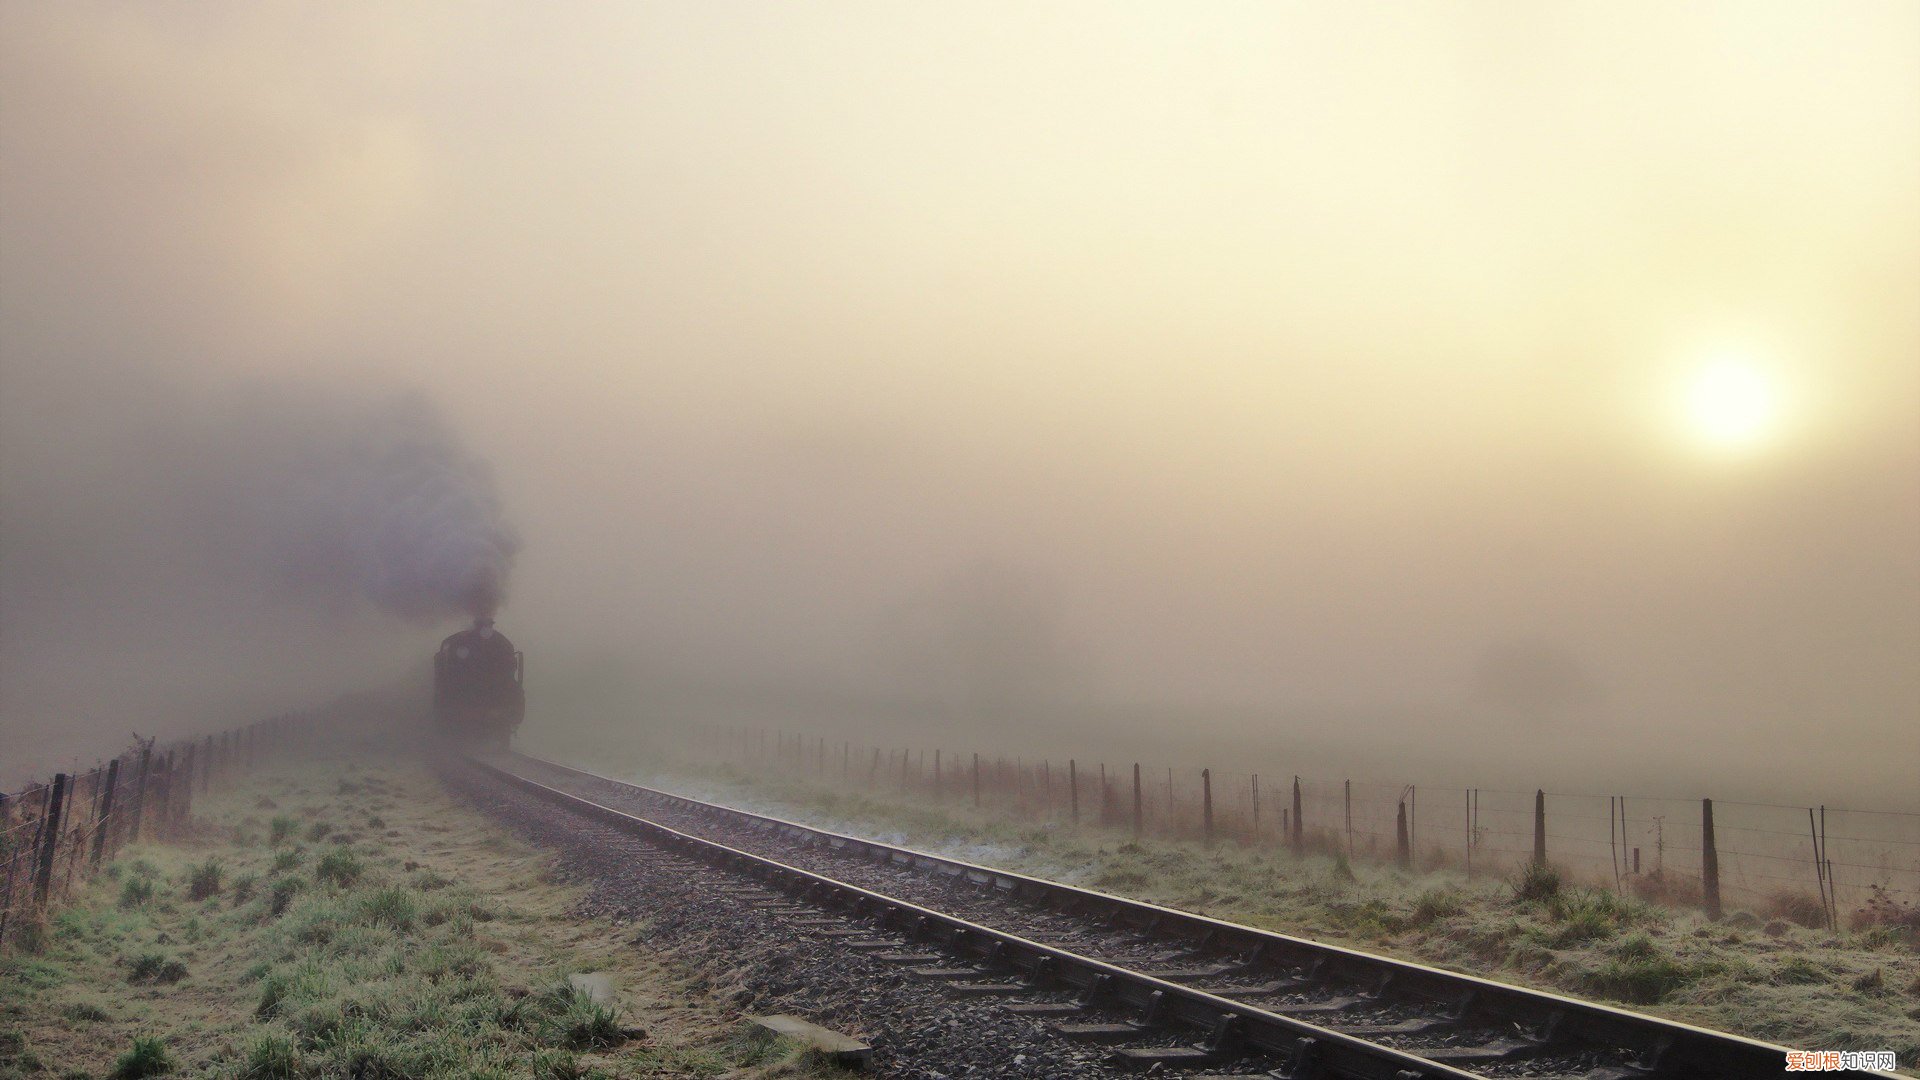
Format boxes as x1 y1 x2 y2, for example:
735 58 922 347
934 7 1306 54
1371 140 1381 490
1532 790 1547 866
1131 763 1143 841
33 774 69 905
1395 799 1411 869
1251 773 1260 838
1068 759 1079 823
1343 780 1353 856
127 747 153 843
1201 769 1214 847
90 760 121 867
1291 776 1305 855
1701 798 1722 920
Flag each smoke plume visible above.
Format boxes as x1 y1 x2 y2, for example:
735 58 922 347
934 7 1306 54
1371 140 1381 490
264 392 519 621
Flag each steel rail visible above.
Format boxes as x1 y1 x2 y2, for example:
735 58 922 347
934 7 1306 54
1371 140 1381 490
493 752 1896 1079
474 756 1484 1079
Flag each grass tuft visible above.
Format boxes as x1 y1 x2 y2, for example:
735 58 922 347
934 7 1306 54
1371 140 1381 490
1510 862 1562 903
186 858 224 901
109 1035 173 1078
119 876 156 909
239 1031 302 1077
315 846 363 887
126 952 188 984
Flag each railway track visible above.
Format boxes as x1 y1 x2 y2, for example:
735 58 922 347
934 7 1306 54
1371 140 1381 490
473 751 1892 1079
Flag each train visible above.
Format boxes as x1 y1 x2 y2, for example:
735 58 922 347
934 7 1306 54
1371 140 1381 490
431 616 525 749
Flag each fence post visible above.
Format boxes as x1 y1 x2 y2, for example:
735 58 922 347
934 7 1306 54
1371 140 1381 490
1201 769 1214 847
1532 790 1547 866
1701 798 1722 920
1395 799 1411 869
1251 773 1260 838
90 760 121 867
1131 763 1143 841
1068 759 1079 823
33 774 69 906
1343 780 1353 856
127 747 153 842
1291 776 1305 855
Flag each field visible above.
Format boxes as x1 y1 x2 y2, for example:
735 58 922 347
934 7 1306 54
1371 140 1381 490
0 759 832 1080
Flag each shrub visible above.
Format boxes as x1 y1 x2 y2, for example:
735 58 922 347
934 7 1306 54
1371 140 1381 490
1510 862 1562 903
271 847 306 874
1630 869 1703 908
269 816 299 845
1763 889 1828 930
187 859 224 901
110 1035 174 1078
231 873 258 906
315 847 363 887
1849 884 1920 941
269 876 306 916
119 877 156 909
306 821 333 843
127 953 188 984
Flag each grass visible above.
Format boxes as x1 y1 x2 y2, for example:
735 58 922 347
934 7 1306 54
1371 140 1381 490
0 759 842 1080
597 754 1920 1073
109 1035 173 1078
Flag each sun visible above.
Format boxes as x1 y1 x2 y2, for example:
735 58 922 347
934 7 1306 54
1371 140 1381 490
1678 350 1783 456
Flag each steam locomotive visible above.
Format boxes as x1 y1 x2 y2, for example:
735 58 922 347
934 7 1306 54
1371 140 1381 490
431 616 525 748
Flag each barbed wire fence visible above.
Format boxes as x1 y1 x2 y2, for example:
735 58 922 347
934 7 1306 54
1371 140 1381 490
701 726 1918 933
0 714 311 951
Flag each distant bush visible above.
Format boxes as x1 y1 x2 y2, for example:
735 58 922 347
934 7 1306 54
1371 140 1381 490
126 953 187 984
268 816 299 845
1762 889 1828 930
1630 869 1703 908
230 873 258 906
118 877 155 910
271 848 305 874
306 821 332 843
269 876 306 916
186 859 223 901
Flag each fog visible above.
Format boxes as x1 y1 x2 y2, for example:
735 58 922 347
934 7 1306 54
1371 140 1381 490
3 3 1916 803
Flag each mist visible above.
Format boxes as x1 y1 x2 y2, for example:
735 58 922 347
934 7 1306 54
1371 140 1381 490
3 2 1916 805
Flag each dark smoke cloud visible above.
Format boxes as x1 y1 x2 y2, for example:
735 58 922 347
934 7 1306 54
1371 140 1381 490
264 392 519 621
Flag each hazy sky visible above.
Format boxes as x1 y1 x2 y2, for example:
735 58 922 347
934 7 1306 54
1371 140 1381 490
3 3 1916 798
